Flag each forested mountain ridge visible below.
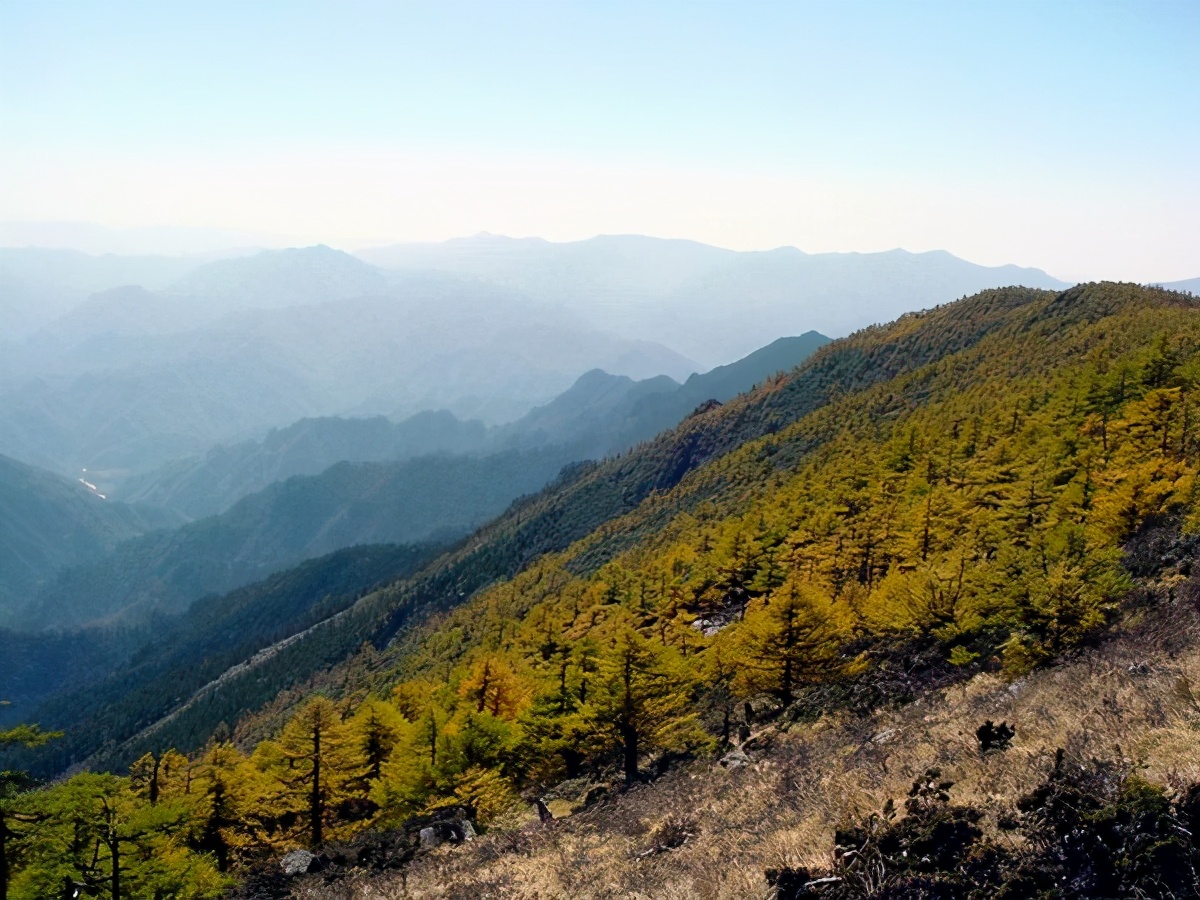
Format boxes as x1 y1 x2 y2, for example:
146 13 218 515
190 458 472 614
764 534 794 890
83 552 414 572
4 282 1197 898
0 329 832 776
18 446 578 632
97 287 1060 766
111 331 829 520
39 285 1078 772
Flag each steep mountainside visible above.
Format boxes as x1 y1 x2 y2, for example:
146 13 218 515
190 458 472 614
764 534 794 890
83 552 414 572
5 283 1197 899
1 329 831 758
0 542 442 755
0 454 180 625
49 284 1106 773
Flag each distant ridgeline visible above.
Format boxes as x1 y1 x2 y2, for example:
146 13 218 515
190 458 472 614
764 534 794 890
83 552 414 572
3 283 1198 897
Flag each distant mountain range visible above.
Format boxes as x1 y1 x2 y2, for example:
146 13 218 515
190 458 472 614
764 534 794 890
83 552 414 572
0 238 1079 486
114 331 831 520
1159 276 1200 294
0 248 694 481
357 233 1073 364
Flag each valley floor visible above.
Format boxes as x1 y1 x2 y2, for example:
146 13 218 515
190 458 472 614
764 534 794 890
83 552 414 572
281 592 1200 899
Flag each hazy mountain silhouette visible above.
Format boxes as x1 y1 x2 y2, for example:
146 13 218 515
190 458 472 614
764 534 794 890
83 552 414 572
113 332 829 520
492 331 833 457
0 247 215 340
118 411 489 520
0 247 696 483
359 234 1070 364
1160 276 1200 294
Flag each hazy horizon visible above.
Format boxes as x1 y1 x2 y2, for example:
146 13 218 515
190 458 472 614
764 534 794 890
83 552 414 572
1 222 1195 290
3 0 1197 284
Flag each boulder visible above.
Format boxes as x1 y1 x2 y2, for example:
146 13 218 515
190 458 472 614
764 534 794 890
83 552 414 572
719 747 751 769
280 849 322 876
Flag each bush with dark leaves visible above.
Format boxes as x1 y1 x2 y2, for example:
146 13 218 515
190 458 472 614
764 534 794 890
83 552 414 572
767 757 1199 899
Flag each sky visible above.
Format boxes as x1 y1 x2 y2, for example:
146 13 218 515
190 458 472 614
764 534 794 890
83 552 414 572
1 0 1197 282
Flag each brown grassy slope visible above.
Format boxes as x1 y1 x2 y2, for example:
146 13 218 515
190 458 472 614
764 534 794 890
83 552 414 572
288 580 1200 900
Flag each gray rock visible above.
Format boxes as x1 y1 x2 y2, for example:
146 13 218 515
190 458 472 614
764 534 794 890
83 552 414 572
460 819 476 841
419 826 441 849
280 848 321 876
719 747 751 769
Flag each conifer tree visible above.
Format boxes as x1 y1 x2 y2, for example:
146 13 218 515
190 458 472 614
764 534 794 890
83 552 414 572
585 625 703 784
253 696 349 848
733 578 846 706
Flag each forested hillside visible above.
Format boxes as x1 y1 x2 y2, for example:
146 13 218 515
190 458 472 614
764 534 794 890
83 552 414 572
116 411 490 520
19 447 577 631
3 283 1196 898
44 287 1047 777
0 454 180 625
2 542 443 771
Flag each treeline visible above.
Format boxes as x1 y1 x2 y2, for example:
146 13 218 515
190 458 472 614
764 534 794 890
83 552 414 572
3 283 1197 896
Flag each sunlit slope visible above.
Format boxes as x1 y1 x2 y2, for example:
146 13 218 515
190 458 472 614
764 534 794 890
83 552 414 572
77 283 1114 770
224 280 1189 837
381 280 1195 695
10 282 1192 886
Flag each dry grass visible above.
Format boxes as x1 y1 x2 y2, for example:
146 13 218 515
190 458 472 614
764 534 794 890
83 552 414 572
294 598 1200 899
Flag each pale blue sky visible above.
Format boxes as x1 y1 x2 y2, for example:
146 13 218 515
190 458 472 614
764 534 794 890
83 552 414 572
1 0 1197 280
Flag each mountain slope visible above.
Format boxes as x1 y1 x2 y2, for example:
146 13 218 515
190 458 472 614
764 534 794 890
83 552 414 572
59 285 1083 772
8 283 1197 900
115 411 490 520
0 542 442 759
21 445 579 631
0 454 179 625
